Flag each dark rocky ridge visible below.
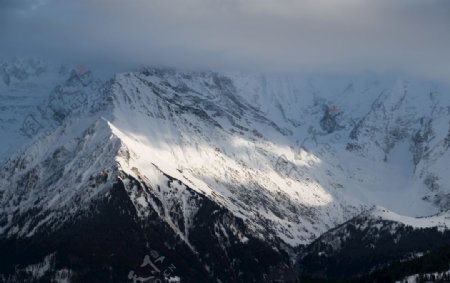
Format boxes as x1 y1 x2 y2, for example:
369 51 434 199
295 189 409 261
297 210 450 280
0 174 294 282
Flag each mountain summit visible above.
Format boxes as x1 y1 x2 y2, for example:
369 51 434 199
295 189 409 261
1 59 450 282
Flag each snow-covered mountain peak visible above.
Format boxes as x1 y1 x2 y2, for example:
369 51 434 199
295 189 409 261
2 62 450 247
3 61 450 281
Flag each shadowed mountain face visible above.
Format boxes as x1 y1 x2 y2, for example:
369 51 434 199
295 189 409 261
1 59 450 282
0 176 292 282
297 207 450 279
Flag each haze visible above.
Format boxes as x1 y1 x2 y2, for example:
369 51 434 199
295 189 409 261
1 0 450 82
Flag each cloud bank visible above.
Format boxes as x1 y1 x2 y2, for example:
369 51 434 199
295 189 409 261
1 0 450 81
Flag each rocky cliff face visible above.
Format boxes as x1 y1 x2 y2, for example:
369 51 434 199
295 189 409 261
1 59 450 281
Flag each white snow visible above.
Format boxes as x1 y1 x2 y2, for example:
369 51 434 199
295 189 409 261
372 206 450 231
396 269 450 283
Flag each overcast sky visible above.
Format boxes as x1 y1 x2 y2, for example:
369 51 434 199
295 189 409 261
1 0 450 81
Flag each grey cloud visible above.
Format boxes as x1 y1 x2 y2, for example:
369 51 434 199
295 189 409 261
1 0 450 82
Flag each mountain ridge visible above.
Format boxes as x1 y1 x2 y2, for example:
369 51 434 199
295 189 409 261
1 58 450 281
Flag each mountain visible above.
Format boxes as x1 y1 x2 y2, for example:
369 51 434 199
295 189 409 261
298 207 450 280
1 58 450 282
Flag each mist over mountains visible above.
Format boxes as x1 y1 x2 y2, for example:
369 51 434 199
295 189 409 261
2 0 450 81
